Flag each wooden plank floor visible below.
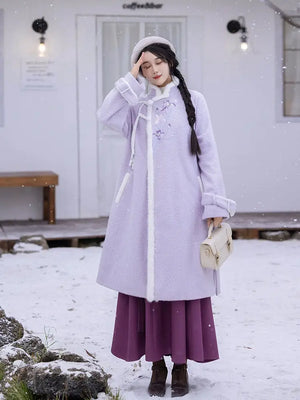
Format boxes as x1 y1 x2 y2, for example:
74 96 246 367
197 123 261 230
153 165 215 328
0 218 108 242
230 212 300 230
230 212 300 239
0 212 299 248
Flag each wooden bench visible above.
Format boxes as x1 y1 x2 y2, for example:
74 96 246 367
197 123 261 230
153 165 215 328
0 171 59 224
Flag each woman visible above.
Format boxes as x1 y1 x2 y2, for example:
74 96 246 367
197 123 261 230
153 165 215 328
96 36 236 397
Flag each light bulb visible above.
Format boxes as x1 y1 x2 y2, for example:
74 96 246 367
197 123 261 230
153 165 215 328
240 33 248 51
38 36 46 56
241 41 248 51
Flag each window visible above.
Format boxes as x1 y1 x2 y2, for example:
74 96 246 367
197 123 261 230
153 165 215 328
0 9 3 126
95 16 186 214
283 16 300 117
99 17 185 97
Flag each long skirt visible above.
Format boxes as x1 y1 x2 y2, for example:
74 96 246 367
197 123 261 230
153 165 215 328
111 293 219 364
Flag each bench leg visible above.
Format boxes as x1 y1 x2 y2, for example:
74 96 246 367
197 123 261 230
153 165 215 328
233 229 259 239
43 186 56 224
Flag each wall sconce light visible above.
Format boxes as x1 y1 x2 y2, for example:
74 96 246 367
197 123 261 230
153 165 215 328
32 17 48 57
227 17 248 51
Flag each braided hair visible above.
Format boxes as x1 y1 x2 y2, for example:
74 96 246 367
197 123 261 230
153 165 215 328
137 43 201 155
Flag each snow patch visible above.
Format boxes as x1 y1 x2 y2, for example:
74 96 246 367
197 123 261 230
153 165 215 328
0 242 299 399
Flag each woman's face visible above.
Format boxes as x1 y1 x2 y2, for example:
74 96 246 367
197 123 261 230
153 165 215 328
140 51 172 87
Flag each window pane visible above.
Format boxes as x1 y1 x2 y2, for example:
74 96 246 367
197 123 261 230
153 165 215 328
283 17 300 117
284 50 300 82
284 83 300 116
145 22 182 64
102 22 139 96
284 18 300 49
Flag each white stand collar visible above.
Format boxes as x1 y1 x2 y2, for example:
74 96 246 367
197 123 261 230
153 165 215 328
147 76 180 99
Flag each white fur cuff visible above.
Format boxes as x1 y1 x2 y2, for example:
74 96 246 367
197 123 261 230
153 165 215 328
202 192 237 217
115 72 144 105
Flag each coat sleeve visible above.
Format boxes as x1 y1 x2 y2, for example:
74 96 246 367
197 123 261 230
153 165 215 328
97 72 144 138
194 92 237 220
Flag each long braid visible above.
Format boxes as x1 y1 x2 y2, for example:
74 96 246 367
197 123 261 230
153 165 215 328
137 43 201 155
173 69 201 155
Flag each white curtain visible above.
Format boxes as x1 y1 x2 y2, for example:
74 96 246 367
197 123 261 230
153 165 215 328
98 19 183 215
102 22 139 97
284 18 300 116
145 22 182 65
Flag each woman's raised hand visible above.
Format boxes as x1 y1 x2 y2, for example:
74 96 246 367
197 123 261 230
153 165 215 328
130 52 145 79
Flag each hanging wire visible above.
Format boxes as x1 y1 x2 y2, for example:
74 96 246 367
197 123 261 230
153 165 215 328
261 0 300 29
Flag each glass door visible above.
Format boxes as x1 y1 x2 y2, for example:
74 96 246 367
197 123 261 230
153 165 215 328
96 16 186 215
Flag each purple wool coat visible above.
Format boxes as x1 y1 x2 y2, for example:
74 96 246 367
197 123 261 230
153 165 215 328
96 72 236 302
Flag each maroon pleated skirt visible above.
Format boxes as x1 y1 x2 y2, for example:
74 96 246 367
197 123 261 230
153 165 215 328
111 293 219 364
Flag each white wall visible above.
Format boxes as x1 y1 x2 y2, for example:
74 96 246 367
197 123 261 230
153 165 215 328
0 0 299 220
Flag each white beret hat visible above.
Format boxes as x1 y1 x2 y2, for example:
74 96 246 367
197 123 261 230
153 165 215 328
130 36 176 66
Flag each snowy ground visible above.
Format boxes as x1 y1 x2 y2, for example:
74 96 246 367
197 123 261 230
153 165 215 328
0 239 299 400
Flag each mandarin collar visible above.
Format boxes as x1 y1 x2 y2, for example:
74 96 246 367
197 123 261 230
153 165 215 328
146 76 180 99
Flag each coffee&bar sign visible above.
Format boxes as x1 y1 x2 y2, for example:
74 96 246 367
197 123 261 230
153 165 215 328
123 2 163 9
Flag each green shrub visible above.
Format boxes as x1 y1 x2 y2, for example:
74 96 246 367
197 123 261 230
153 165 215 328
3 379 33 400
0 362 6 382
105 385 124 400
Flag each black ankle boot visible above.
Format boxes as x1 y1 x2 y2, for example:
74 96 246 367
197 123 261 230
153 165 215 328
171 363 189 397
148 358 168 397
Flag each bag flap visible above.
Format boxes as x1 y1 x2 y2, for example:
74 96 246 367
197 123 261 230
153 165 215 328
204 223 232 252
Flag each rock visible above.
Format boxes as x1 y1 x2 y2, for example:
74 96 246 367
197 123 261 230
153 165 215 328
39 350 60 362
12 335 46 359
60 352 87 363
291 231 300 240
260 230 291 241
0 309 108 399
19 235 49 250
12 235 49 254
12 242 43 254
0 345 31 368
16 360 108 399
39 351 87 363
0 309 24 347
12 359 27 369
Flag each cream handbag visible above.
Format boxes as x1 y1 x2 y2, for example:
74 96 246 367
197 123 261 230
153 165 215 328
200 222 233 270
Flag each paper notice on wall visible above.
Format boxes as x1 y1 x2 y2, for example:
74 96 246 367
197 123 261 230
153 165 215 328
21 58 56 90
